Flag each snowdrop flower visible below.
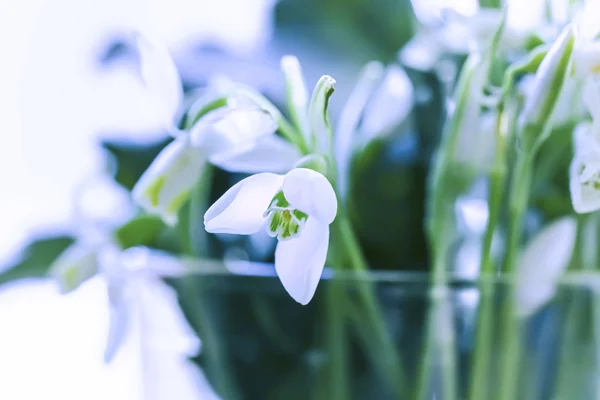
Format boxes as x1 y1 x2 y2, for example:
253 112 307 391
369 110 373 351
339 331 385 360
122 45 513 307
204 168 337 305
517 217 576 317
98 246 221 399
133 106 300 225
569 78 600 213
520 25 575 133
569 121 600 213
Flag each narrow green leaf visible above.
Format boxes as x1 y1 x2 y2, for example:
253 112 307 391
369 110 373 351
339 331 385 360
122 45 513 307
0 236 75 286
114 214 167 249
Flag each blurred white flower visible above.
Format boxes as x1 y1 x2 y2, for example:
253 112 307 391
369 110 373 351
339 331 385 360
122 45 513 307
517 216 577 317
99 247 194 362
569 79 600 213
49 241 220 399
569 122 600 213
189 105 299 173
334 62 414 198
133 105 302 225
204 168 337 305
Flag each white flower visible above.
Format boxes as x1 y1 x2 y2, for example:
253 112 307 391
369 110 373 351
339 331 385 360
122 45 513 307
132 107 300 225
98 247 221 400
569 77 600 214
204 168 337 305
517 217 576 317
334 62 414 198
569 122 600 213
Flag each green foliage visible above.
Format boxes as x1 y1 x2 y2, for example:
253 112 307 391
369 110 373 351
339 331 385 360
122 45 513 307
114 214 168 250
0 235 75 286
275 0 415 63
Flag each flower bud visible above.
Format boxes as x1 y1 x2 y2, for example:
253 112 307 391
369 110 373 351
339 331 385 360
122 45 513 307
308 75 336 153
520 25 575 139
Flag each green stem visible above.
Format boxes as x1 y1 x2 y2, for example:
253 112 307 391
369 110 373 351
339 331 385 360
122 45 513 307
326 270 349 400
469 108 508 400
177 168 239 400
332 210 406 396
497 151 533 400
416 213 457 400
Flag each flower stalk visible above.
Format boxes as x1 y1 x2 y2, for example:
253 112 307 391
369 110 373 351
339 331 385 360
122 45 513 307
497 25 575 400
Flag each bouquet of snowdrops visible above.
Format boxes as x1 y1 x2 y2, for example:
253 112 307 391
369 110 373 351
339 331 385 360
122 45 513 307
6 1 600 399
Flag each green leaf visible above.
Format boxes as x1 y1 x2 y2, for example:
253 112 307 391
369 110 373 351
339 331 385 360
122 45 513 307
0 236 75 286
114 214 168 250
102 137 171 190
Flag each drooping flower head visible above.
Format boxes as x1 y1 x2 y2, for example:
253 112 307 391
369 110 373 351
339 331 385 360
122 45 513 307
204 168 337 304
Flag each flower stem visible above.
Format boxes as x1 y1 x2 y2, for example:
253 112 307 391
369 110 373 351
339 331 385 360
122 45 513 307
325 266 349 400
468 108 508 400
331 209 406 396
497 149 533 400
179 168 240 400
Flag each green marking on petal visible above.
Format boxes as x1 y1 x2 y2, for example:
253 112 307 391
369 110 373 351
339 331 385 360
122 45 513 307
144 176 167 207
166 188 192 215
265 191 308 240
269 190 290 208
292 209 308 222
63 265 79 290
269 210 282 233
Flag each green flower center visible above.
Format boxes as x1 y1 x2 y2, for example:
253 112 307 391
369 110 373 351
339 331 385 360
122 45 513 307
264 191 308 240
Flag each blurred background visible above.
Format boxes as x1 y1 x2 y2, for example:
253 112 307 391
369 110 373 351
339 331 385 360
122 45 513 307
0 0 556 399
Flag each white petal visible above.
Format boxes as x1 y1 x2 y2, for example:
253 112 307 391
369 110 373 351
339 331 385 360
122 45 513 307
361 65 414 138
335 61 384 199
132 136 206 225
204 173 284 234
282 168 337 224
135 33 183 129
48 244 99 294
281 55 310 136
190 107 277 156
570 155 600 214
517 217 577 317
570 123 600 213
209 134 301 173
583 78 600 123
104 284 130 363
275 218 329 305
135 276 200 356
574 41 600 77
